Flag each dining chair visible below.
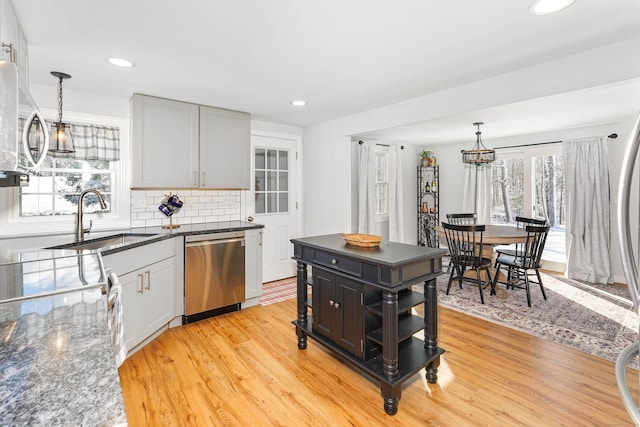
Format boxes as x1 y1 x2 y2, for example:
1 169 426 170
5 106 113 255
492 224 551 307
494 216 547 260
442 222 493 304
445 213 477 225
443 213 477 272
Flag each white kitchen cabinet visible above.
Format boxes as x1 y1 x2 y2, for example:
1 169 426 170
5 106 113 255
200 105 250 189
102 238 177 355
118 256 175 352
244 228 264 307
131 93 250 189
131 94 199 188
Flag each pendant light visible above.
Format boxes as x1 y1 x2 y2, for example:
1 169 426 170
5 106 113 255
461 122 495 166
48 71 75 153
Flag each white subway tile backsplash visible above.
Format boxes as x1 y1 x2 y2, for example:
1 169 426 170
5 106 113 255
130 189 242 228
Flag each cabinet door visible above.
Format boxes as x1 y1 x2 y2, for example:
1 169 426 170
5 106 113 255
142 257 175 337
312 269 335 340
131 94 199 188
245 229 264 299
119 269 145 351
199 106 250 189
334 276 364 359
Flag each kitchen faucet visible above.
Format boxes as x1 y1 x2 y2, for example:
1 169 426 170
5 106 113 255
76 189 107 241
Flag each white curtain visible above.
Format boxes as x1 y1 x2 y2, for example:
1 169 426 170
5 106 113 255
388 145 404 242
563 136 612 284
358 142 376 234
462 164 491 223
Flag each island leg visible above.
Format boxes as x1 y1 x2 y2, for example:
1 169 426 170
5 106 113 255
296 261 308 350
381 290 400 415
424 277 440 383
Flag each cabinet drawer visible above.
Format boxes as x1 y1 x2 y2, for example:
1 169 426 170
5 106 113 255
103 238 175 276
314 250 362 277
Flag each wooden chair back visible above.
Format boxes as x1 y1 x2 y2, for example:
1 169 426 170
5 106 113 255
515 225 551 268
445 213 477 225
442 222 486 268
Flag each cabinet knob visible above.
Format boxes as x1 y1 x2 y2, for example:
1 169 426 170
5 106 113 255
331 259 337 265
329 299 335 307
333 302 340 309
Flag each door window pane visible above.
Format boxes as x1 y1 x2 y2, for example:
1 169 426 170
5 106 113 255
255 147 289 215
491 159 524 224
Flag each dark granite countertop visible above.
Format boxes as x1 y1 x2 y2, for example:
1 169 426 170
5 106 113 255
0 221 264 426
0 253 127 426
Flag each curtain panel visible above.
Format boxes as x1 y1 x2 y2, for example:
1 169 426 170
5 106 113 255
48 121 120 161
562 136 612 284
462 164 491 223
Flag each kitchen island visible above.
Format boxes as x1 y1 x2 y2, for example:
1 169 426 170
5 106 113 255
291 234 446 415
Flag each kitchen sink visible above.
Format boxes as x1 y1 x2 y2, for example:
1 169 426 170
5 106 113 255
48 233 158 251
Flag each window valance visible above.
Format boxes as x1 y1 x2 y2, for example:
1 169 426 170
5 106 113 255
47 122 120 161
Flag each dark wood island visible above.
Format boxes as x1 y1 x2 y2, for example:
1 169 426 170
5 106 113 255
291 233 446 415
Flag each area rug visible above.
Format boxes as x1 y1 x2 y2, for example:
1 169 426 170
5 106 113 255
260 277 297 306
422 267 640 364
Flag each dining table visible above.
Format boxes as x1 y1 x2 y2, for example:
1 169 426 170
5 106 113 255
437 224 530 288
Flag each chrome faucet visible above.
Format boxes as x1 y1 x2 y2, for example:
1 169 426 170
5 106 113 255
76 189 107 241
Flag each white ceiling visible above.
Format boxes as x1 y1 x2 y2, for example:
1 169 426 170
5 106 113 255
12 0 640 143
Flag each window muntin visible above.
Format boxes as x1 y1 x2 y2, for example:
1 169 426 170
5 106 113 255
20 157 113 216
255 148 289 214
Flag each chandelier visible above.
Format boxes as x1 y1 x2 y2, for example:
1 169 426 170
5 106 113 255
461 122 495 166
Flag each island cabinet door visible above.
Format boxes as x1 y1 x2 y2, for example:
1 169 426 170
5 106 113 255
311 268 365 359
312 269 335 340
333 276 364 359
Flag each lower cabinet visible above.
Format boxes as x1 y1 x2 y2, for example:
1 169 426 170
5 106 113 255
312 268 381 360
102 238 177 355
244 228 264 307
119 257 175 351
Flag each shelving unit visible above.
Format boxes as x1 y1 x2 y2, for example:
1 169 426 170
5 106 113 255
417 165 440 247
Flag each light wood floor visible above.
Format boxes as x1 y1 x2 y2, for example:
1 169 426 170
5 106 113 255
118 298 638 426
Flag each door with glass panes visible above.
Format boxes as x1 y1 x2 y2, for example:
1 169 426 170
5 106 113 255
252 135 299 282
490 145 565 266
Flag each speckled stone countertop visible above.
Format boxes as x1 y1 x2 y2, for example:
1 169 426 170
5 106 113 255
0 221 263 426
0 253 127 426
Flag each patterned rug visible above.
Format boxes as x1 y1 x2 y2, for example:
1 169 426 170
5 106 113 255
260 277 297 306
420 267 640 364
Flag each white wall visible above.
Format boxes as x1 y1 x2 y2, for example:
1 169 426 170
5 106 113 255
302 37 640 284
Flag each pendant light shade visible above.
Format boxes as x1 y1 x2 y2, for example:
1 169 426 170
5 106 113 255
48 71 74 153
461 122 495 166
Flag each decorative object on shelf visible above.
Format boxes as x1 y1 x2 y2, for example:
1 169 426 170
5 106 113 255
462 122 496 214
342 233 383 248
159 192 183 229
428 155 437 167
48 71 75 153
419 150 432 167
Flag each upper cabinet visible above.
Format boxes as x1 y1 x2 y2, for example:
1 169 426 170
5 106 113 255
0 0 29 80
131 94 250 189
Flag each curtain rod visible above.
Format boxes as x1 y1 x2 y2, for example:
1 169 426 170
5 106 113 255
493 133 618 150
358 140 404 149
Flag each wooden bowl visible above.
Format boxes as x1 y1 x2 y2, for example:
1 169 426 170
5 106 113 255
342 233 383 248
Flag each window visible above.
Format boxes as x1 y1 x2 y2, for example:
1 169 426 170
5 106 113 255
21 158 113 216
375 147 389 216
255 148 289 214
0 111 130 237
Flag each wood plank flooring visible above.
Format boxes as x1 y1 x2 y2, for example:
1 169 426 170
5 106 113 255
118 298 638 426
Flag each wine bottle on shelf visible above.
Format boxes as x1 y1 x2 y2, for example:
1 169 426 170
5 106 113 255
425 181 431 192
431 180 437 193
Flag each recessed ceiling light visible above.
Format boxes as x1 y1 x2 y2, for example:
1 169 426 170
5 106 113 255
529 0 575 15
107 57 135 68
291 100 307 107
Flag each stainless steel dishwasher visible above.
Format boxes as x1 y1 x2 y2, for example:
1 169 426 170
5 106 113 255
183 231 246 324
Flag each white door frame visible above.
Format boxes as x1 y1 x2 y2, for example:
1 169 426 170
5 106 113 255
242 130 303 281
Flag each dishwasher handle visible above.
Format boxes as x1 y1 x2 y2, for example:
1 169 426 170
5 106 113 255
185 231 245 244
185 236 245 247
